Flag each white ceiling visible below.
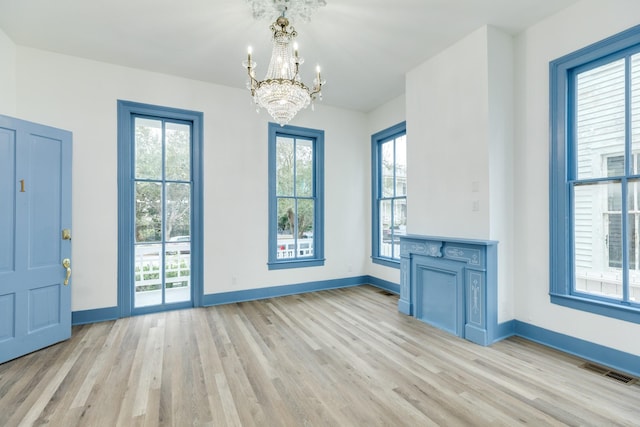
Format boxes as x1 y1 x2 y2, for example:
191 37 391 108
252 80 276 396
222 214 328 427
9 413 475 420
0 0 579 112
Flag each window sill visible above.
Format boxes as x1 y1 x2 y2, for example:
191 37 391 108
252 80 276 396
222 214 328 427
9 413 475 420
268 258 325 270
372 256 400 269
550 293 640 325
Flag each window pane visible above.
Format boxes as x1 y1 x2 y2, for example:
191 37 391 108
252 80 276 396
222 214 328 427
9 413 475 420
629 180 640 274
633 54 640 174
165 122 190 181
395 135 407 197
608 212 623 269
388 198 407 259
607 157 623 211
166 183 190 241
576 59 626 180
135 182 162 243
134 244 162 307
135 118 162 179
394 198 407 236
381 141 394 197
297 199 314 257
296 139 313 197
276 136 294 196
277 198 295 259
629 213 637 271
165 248 190 303
379 199 392 258
573 183 623 299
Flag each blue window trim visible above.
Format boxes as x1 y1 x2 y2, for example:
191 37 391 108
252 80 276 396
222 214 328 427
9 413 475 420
267 122 325 270
550 24 640 324
371 121 406 268
117 100 204 317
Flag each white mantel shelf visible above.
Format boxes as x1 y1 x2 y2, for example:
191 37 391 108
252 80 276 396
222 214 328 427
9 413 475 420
399 234 498 346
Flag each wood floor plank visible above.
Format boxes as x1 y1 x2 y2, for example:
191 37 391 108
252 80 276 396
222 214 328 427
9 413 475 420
1 285 639 426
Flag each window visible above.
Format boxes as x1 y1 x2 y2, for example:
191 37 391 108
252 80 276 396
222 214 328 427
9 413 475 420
268 123 324 269
550 25 640 323
371 122 407 267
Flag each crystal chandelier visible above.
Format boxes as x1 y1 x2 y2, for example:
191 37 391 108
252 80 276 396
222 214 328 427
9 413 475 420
243 11 325 126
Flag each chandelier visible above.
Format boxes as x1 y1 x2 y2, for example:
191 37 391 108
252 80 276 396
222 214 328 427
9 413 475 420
243 9 325 126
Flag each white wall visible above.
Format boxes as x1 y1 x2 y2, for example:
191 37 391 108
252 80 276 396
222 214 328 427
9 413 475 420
406 26 515 322
15 47 369 311
487 27 515 322
0 27 16 116
406 26 491 239
514 0 640 355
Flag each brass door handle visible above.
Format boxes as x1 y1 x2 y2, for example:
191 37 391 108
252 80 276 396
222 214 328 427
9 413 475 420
62 258 71 286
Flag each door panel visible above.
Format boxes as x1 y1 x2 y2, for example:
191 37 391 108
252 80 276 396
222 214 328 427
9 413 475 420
29 284 61 331
28 135 62 268
0 294 15 342
0 115 72 364
0 128 16 273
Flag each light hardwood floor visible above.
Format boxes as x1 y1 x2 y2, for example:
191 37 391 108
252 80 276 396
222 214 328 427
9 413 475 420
1 285 638 426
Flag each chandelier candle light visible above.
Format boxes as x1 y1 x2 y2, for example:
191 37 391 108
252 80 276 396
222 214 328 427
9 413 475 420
243 14 325 126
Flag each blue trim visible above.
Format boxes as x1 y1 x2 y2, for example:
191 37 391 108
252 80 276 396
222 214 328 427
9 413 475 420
494 320 516 342
513 321 640 378
268 122 325 270
267 258 326 270
549 24 640 322
117 100 204 317
371 121 406 265
72 277 399 325
202 276 369 306
366 276 400 294
371 256 400 269
550 294 640 325
72 307 119 325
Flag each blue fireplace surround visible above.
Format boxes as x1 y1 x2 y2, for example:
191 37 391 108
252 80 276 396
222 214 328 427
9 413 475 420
399 234 498 346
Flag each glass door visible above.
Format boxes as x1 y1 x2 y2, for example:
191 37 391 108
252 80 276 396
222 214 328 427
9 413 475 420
133 117 192 309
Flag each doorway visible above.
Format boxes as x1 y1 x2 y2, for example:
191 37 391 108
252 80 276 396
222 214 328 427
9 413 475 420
117 101 203 316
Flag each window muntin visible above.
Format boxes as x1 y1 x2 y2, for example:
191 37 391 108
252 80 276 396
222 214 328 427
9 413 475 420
551 25 640 321
268 123 324 269
372 122 407 266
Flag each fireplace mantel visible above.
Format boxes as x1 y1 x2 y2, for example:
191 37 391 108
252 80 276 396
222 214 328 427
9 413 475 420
399 234 498 346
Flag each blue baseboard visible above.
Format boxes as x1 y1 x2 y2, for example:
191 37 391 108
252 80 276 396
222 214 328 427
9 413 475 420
70 276 396 325
494 319 516 342
202 276 372 306
72 306 119 326
510 320 640 378
365 276 400 294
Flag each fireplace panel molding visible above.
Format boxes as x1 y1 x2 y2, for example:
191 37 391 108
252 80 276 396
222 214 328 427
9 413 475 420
399 234 498 346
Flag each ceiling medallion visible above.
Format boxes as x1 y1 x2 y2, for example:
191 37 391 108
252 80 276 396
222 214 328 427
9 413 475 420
246 0 326 22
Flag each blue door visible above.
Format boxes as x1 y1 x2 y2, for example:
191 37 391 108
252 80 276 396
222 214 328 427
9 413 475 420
0 114 72 364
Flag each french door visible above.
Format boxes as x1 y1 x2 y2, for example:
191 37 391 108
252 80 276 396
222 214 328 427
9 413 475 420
118 101 202 316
